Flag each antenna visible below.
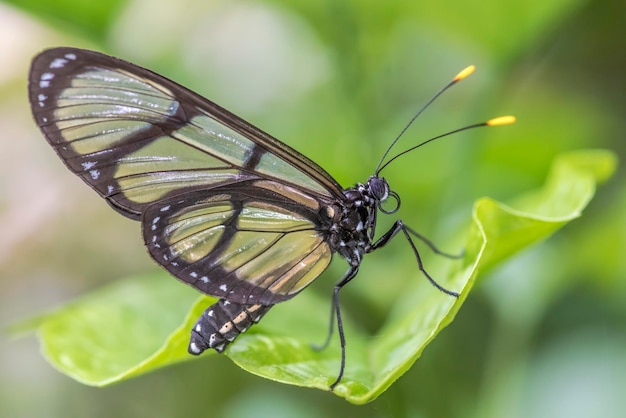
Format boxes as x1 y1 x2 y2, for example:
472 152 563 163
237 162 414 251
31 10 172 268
376 115 515 174
374 65 477 174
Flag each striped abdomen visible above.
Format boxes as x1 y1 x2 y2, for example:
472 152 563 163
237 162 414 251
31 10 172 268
188 299 273 354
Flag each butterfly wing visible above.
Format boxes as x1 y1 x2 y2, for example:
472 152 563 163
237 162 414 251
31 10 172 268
29 47 340 303
144 181 333 304
28 47 344 220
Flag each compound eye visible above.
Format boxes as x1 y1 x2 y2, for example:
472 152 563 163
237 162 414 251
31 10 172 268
369 176 389 201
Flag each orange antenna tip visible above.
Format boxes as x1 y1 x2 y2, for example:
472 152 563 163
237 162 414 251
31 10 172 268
454 65 475 82
486 115 516 126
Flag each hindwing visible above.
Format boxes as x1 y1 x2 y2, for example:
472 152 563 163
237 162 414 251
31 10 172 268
143 181 334 304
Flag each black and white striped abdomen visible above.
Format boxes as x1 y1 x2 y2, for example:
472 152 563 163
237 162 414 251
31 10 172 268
188 299 273 354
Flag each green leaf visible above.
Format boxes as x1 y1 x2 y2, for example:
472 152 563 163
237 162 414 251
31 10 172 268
22 275 206 386
225 149 617 403
15 149 615 402
467 149 617 273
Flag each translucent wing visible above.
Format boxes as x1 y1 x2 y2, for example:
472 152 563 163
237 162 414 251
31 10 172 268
143 181 333 304
28 47 340 302
28 47 343 220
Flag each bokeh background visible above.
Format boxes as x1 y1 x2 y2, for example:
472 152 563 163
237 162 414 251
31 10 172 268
1 0 624 417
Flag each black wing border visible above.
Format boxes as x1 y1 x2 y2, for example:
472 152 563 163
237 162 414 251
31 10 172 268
28 47 346 201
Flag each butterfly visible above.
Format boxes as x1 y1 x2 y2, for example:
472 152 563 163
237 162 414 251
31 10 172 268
28 47 514 390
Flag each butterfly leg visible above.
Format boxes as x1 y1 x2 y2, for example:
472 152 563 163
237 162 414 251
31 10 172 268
373 220 460 297
316 265 359 391
403 224 464 259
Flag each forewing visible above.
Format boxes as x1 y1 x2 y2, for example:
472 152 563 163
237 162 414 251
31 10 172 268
143 182 333 305
28 47 343 220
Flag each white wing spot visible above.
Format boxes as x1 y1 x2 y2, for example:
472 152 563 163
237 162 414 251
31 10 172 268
89 170 100 180
200 276 209 283
42 116 48 123
64 53 77 60
160 205 171 212
37 94 47 107
152 217 160 224
171 261 178 266
195 324 202 332
81 161 96 170
190 272 198 278
50 58 68 68
189 342 201 354
152 235 157 243
107 185 114 194
163 254 169 261
39 72 54 88
207 310 214 317
151 224 157 231
223 300 230 306
219 284 228 292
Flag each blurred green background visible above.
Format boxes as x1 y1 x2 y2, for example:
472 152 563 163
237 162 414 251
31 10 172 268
1 0 624 417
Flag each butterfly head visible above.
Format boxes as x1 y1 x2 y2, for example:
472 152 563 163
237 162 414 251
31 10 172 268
367 175 400 215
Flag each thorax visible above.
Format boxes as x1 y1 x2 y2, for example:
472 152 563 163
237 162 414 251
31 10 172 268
326 182 378 266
